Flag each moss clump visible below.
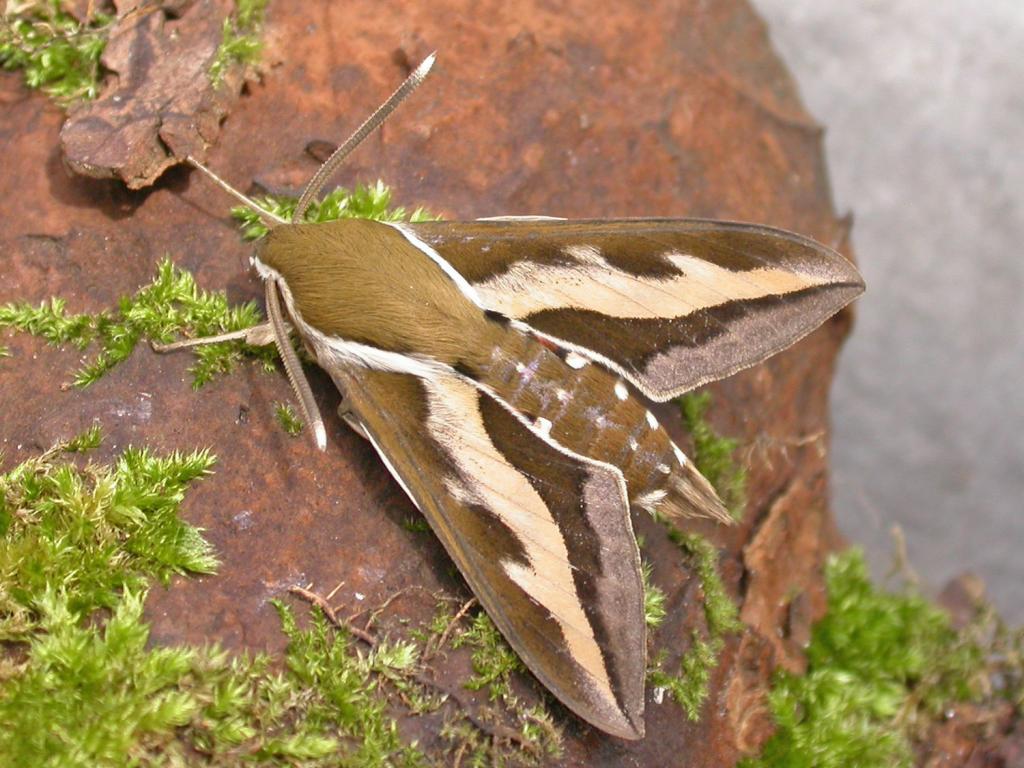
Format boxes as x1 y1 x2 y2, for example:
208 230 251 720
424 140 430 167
266 603 427 766
670 529 744 638
649 633 720 720
273 401 303 436
647 525 743 721
401 516 431 533
743 550 991 768
680 391 747 520
439 704 562 768
0 0 112 104
0 432 434 766
0 592 431 766
63 421 103 452
452 610 526 702
0 258 277 388
427 604 562 763
647 391 746 721
232 180 439 241
643 561 667 630
1 588 211 767
209 0 268 87
0 429 217 642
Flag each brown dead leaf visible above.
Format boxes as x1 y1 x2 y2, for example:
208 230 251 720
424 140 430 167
60 0 249 189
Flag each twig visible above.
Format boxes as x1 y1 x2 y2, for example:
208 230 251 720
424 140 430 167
346 584 438 630
355 587 414 634
325 580 345 601
452 740 468 768
425 597 477 661
887 525 920 587
288 584 376 645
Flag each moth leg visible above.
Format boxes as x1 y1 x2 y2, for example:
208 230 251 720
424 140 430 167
150 322 277 352
265 280 328 450
337 394 369 440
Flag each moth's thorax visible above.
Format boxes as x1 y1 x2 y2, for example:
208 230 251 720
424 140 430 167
257 218 500 364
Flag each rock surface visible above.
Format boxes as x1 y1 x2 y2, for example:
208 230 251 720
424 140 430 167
1 0 858 763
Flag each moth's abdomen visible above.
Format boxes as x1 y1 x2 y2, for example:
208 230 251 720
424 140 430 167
476 331 729 523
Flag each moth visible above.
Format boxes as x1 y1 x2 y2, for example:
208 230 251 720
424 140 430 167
171 53 864 739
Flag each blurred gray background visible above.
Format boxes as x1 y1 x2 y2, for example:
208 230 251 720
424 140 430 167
752 1 1024 620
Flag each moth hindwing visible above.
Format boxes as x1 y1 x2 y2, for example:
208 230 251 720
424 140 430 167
184 53 864 740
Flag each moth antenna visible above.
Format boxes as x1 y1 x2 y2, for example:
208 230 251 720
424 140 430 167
292 51 437 222
265 280 328 450
186 156 288 228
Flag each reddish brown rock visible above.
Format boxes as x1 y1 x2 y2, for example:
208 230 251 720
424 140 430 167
741 478 838 675
1 0 861 763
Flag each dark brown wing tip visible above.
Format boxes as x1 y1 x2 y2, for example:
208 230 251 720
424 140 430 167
602 713 645 740
819 240 866 301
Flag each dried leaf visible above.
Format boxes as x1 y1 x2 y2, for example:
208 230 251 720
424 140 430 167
60 0 251 189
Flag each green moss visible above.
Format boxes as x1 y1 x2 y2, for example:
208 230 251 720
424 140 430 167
669 529 743 637
0 433 439 766
679 391 747 520
266 602 427 766
742 550 992 768
452 610 525 702
209 0 268 87
0 430 217 642
643 561 667 630
646 524 742 721
0 589 432 767
430 606 562 763
0 296 94 347
401 516 431 533
649 633 721 721
232 180 439 241
64 422 104 452
1 587 206 767
646 405 745 722
274 401 303 436
0 0 112 105
0 258 277 388
440 707 562 768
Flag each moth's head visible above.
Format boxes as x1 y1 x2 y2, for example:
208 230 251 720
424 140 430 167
250 234 280 283
250 219 361 289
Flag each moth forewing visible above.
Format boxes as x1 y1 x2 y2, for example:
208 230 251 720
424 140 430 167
322 363 648 739
406 218 865 401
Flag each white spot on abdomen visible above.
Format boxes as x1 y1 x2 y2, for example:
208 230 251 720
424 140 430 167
635 488 667 511
614 380 629 401
565 351 589 369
